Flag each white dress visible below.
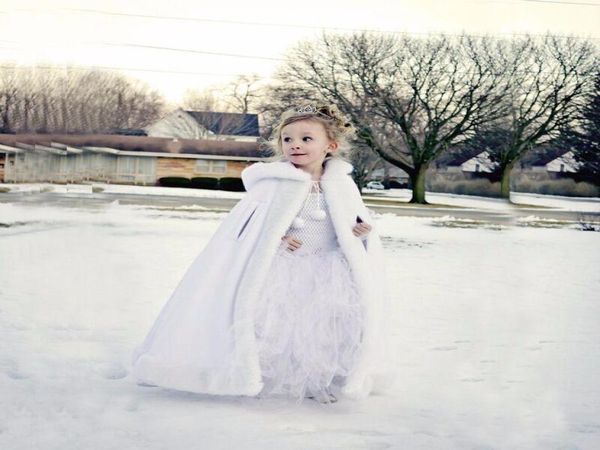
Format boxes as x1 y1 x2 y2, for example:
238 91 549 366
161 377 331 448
253 181 367 402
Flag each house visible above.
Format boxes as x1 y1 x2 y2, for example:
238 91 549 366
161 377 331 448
460 151 497 174
433 149 498 179
0 134 267 185
516 147 580 180
546 150 581 174
368 165 410 184
145 109 260 142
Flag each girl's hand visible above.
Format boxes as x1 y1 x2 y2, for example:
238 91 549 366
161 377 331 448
282 235 303 252
352 222 372 238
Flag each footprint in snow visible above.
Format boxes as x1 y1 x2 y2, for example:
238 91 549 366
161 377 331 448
93 362 128 380
429 346 458 351
5 368 31 380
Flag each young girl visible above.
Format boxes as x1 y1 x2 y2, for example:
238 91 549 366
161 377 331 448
131 105 393 404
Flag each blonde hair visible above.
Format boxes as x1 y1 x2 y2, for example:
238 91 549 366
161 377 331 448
266 104 355 160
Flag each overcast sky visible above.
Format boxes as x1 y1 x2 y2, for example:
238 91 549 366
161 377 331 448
1 0 599 104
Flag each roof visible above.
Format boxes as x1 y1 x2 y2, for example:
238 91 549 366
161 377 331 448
519 147 571 166
435 148 486 166
185 111 260 137
0 134 264 158
439 146 573 168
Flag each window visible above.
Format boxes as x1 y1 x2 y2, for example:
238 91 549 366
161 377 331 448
116 156 156 183
117 157 155 175
560 163 565 172
475 164 480 172
120 156 136 174
196 159 227 174
137 158 155 174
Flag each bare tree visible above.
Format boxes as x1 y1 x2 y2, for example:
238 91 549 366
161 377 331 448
0 64 165 134
571 69 600 183
350 143 385 190
366 34 511 203
256 80 316 139
223 74 263 114
495 35 597 197
182 74 263 114
0 63 20 132
182 88 225 112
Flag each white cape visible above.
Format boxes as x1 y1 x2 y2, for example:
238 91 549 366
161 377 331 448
131 158 396 399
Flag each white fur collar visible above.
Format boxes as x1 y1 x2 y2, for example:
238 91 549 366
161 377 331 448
242 158 354 191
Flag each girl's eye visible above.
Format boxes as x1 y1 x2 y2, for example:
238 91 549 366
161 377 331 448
283 137 291 142
302 137 312 142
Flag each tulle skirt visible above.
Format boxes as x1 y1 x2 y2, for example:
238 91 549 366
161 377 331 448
253 245 366 403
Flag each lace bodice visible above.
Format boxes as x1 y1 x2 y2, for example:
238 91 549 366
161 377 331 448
283 181 339 255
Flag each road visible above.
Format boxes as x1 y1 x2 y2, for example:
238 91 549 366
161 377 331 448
2 191 598 225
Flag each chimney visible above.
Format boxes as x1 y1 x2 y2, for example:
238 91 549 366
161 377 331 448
166 138 182 153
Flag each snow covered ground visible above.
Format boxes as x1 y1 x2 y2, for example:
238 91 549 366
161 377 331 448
510 191 600 213
1 193 599 449
364 188 600 213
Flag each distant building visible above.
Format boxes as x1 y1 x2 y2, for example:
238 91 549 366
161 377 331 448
433 149 499 179
516 147 580 179
145 109 260 142
368 165 410 184
460 151 497 174
0 134 267 185
546 150 581 174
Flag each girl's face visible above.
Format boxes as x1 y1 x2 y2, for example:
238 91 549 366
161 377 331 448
280 119 338 174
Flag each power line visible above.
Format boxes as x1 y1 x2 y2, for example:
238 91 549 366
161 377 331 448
0 22 597 79
0 38 284 62
2 9 599 49
14 7 596 41
518 0 600 5
59 8 411 34
0 62 267 79
101 42 283 61
1 32 596 79
1 33 597 78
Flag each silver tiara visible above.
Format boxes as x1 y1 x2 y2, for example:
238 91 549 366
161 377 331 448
297 105 318 114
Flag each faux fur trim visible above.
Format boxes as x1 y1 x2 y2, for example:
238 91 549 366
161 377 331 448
242 161 308 191
133 357 260 396
321 158 354 180
242 158 354 191
230 179 312 395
